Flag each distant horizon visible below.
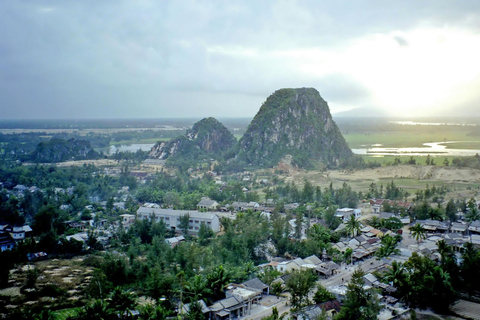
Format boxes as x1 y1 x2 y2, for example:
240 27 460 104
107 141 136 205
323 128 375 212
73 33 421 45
1 115 480 131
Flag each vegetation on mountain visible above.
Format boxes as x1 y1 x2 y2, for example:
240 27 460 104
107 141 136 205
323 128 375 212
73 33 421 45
30 138 101 163
237 88 355 168
149 117 236 164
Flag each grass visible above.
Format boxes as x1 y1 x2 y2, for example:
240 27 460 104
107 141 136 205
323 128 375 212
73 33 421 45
54 307 82 320
344 129 479 149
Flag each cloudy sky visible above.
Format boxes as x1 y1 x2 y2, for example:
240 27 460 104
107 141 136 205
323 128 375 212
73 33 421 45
2 1 480 119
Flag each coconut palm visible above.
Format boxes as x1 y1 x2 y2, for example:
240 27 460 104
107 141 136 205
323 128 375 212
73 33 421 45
345 215 361 238
384 261 409 297
410 223 426 244
376 234 401 258
183 275 211 303
207 265 232 301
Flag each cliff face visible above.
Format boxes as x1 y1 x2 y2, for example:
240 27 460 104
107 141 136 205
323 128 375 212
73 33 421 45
238 88 353 168
149 117 236 160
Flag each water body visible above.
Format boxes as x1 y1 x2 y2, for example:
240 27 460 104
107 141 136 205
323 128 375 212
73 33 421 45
352 141 480 157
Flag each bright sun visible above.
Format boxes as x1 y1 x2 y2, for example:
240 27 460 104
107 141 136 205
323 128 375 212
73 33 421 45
299 27 480 117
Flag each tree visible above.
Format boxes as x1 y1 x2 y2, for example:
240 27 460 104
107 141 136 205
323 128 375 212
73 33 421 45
77 299 114 320
376 234 401 258
179 213 191 235
207 265 232 301
186 300 205 320
183 275 211 303
461 242 480 294
345 215 361 238
410 223 426 244
198 222 214 245
313 284 335 304
323 206 341 230
285 269 317 309
138 302 172 320
383 261 408 298
335 268 381 320
261 307 287 320
445 199 457 222
107 286 137 318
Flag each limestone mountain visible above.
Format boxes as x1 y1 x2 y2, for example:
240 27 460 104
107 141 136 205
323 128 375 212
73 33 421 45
238 88 354 168
31 138 100 163
149 117 236 161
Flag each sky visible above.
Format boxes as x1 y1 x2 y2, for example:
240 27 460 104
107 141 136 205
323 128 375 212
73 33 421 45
1 1 480 119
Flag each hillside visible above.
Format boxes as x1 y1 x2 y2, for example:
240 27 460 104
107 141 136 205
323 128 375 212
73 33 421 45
238 88 354 168
149 117 236 161
30 138 100 163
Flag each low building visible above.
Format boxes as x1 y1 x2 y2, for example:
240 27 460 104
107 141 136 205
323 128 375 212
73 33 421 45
165 235 186 248
0 224 32 241
0 232 15 251
208 295 247 320
335 208 361 220
119 214 136 228
137 207 221 233
197 197 219 211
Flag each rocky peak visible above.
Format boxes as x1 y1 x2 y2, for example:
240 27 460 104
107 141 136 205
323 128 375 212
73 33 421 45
238 87 353 168
149 117 236 160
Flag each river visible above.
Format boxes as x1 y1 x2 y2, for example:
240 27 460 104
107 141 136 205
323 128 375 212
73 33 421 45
352 141 480 156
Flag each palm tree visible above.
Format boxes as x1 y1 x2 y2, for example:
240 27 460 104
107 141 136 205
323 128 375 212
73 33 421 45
410 223 426 244
384 261 409 297
108 286 137 319
376 234 401 258
183 275 211 303
207 265 232 301
138 302 172 320
77 299 113 320
345 215 361 238
368 216 381 228
436 240 453 262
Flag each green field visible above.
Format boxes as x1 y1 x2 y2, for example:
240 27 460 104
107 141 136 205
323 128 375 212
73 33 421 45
343 131 477 149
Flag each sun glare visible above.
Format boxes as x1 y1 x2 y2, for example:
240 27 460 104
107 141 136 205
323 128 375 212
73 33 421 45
299 28 480 116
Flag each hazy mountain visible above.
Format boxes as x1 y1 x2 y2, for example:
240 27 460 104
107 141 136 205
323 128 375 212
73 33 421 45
149 117 236 161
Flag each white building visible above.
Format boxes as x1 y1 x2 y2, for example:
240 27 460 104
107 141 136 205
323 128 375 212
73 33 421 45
136 207 221 233
335 208 361 220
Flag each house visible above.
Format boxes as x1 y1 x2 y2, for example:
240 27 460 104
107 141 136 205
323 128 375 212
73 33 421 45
165 236 186 248
231 201 260 212
137 207 221 233
0 232 15 251
335 208 361 220
291 301 342 320
276 258 305 273
180 300 210 318
197 197 219 211
241 278 270 295
370 199 414 214
450 222 468 234
225 284 262 313
468 220 480 235
0 225 32 241
119 214 136 228
316 261 340 277
208 295 247 319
